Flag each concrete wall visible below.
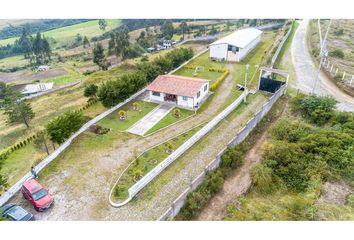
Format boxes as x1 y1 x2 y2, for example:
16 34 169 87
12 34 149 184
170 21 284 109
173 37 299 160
177 95 194 108
193 82 209 107
149 91 165 102
159 84 286 220
238 35 262 61
210 43 228 61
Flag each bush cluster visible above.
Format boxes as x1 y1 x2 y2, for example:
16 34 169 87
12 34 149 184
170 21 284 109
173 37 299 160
176 144 247 220
209 69 229 91
0 134 37 161
97 48 194 108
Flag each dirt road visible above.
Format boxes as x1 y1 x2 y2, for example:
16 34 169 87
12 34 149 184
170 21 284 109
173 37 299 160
291 19 354 112
197 129 267 220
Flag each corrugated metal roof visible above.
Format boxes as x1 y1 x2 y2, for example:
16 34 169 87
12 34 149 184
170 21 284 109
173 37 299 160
210 28 262 48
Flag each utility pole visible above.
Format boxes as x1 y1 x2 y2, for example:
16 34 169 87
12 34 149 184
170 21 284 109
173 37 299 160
312 19 331 94
244 64 249 102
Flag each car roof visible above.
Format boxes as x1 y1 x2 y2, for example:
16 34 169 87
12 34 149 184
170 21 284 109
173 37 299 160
23 179 43 194
7 205 29 220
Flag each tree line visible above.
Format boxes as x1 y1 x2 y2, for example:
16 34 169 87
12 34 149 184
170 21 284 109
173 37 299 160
96 47 194 107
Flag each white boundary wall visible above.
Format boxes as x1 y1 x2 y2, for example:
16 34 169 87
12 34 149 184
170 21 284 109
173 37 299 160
0 87 146 206
127 91 248 199
159 84 286 220
0 47 209 207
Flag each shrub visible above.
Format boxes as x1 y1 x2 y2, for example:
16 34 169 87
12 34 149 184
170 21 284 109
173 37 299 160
220 146 245 171
208 67 215 72
118 110 127 120
173 108 181 118
250 163 274 194
296 95 337 125
209 69 229 91
329 49 345 59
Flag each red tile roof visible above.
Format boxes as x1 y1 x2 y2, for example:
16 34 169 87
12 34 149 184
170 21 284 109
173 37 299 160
147 75 208 97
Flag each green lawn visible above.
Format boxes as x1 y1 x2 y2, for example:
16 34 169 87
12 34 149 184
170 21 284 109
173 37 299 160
42 72 82 85
145 107 195 135
174 51 226 82
0 19 121 47
0 55 29 69
112 124 204 201
98 100 158 131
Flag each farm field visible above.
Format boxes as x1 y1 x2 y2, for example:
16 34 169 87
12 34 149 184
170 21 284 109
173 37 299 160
0 19 121 47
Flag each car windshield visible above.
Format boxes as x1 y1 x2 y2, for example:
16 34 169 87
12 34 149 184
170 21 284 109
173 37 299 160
32 189 47 201
8 206 28 220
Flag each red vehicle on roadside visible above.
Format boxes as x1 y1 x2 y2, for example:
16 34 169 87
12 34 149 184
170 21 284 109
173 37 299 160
21 179 54 211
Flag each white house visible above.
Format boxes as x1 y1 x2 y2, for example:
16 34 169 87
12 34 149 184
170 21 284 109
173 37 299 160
146 75 209 109
21 82 54 96
209 28 262 62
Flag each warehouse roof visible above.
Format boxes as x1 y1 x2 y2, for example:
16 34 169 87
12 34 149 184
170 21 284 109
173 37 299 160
147 75 208 97
210 28 262 48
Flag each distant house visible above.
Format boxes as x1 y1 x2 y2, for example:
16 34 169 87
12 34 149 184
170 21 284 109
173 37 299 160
18 82 54 96
37 65 50 71
147 47 156 52
209 28 262 62
147 75 210 109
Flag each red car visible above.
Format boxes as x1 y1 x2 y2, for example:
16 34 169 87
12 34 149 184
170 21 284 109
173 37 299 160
21 179 54 211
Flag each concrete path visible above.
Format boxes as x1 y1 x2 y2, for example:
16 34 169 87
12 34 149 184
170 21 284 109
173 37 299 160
291 19 354 112
126 104 174 136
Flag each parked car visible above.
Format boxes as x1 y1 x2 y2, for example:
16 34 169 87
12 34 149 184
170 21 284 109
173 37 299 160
1 203 34 221
21 179 54 211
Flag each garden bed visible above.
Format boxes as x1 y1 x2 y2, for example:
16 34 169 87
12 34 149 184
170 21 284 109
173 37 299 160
98 100 158 131
174 51 227 82
112 124 204 201
144 107 195 136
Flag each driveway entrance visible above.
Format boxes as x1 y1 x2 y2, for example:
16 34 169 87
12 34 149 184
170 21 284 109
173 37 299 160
126 104 174 136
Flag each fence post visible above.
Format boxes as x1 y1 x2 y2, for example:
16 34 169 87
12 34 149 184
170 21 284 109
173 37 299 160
326 60 330 68
335 68 338 76
330 64 334 73
342 71 346 81
350 75 353 86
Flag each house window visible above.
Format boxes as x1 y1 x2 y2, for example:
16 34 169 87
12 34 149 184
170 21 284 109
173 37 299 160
204 85 207 92
197 91 200 98
182 96 188 101
152 91 160 97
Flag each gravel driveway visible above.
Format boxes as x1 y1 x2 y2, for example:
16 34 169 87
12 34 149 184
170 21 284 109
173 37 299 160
291 19 354 112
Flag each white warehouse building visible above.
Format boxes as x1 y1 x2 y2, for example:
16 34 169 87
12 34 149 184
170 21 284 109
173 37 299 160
209 28 262 62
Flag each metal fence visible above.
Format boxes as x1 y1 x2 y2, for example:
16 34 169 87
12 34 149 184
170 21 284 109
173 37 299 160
158 84 286 220
322 58 354 87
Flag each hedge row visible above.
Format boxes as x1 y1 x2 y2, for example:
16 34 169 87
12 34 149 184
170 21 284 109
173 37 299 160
0 99 99 162
209 69 230 91
0 134 37 161
75 98 98 113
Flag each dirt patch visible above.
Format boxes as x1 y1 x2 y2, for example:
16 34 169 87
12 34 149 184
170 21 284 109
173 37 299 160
317 182 353 205
0 67 67 84
198 130 268 220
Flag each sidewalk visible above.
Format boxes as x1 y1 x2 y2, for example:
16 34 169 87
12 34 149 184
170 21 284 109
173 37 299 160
126 104 174 136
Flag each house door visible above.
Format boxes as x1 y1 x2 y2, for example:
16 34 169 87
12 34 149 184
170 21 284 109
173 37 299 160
164 94 177 103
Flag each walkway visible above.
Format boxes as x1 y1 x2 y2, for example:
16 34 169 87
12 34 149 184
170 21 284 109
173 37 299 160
291 19 354 112
126 104 174 136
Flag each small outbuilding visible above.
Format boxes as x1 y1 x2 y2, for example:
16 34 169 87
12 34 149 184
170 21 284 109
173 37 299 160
209 28 262 62
147 75 210 109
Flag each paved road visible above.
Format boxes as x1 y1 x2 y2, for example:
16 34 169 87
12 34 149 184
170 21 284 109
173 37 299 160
126 104 173 136
291 19 354 112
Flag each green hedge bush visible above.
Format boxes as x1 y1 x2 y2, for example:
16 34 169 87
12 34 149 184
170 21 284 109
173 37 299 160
209 69 229 91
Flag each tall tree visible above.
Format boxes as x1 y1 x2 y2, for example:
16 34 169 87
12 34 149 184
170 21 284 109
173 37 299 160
114 25 130 59
18 26 33 59
98 19 107 31
34 130 50 156
161 20 174 39
2 88 35 128
46 111 84 144
83 36 90 48
92 42 107 70
179 21 188 40
108 32 115 55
